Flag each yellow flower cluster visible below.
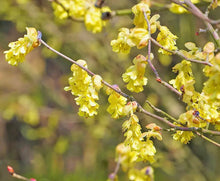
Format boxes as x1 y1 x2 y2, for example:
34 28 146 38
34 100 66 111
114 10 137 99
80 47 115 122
170 44 220 140
173 110 208 144
169 60 199 107
106 85 127 119
64 60 103 117
122 55 148 93
52 0 111 33
132 1 151 28
4 27 39 66
116 143 154 181
156 26 178 55
115 114 161 179
122 114 161 164
170 41 219 130
111 1 160 54
180 42 215 61
173 130 194 144
199 52 220 129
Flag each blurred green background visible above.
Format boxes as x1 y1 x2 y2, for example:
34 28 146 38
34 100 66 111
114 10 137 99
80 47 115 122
0 0 220 180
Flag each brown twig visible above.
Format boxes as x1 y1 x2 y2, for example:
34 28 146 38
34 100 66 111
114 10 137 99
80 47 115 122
145 100 179 123
143 10 160 79
183 0 220 25
142 10 182 96
108 155 121 181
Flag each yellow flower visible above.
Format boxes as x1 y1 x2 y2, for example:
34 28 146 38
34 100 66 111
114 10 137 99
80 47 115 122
122 114 159 163
69 0 86 18
106 85 127 119
128 167 154 181
64 60 100 117
129 28 150 49
169 3 188 14
85 6 102 33
52 0 70 20
65 60 91 95
157 26 178 55
122 101 138 116
111 2 160 54
173 130 194 144
169 60 199 106
85 4 111 33
139 139 156 163
4 27 39 66
75 86 99 117
132 1 151 28
116 143 138 171
124 114 142 150
132 1 160 33
52 0 111 33
92 75 103 90
122 55 148 93
111 28 151 54
111 28 132 54
178 110 207 128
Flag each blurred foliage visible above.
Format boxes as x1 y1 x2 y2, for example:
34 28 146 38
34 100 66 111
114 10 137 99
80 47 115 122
0 0 220 181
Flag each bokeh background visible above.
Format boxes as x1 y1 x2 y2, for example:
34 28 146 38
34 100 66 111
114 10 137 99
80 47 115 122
0 0 220 180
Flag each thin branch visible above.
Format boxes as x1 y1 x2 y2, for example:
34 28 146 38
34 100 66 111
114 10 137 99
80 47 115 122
183 0 220 25
143 10 160 79
171 0 220 25
139 106 179 127
196 132 220 147
138 105 220 136
150 38 213 66
142 10 182 96
160 80 182 96
7 166 36 181
145 100 179 123
108 155 121 181
40 39 131 100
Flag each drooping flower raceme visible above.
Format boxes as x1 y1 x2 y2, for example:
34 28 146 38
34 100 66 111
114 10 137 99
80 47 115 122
106 85 127 119
122 55 148 93
110 28 133 54
156 26 178 55
169 60 199 106
4 27 39 66
200 52 220 129
132 0 151 28
120 114 162 165
65 60 102 117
